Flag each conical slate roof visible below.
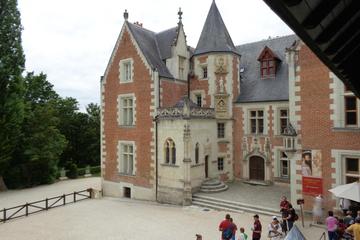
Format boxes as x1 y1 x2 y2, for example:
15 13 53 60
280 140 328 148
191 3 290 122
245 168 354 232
194 1 239 56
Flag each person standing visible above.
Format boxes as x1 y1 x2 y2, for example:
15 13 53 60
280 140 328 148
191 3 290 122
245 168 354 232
229 218 237 240
344 211 354 227
340 198 351 215
268 217 283 240
346 217 360 239
326 211 338 240
280 196 289 213
285 204 296 231
219 214 233 240
251 214 262 240
238 227 248 240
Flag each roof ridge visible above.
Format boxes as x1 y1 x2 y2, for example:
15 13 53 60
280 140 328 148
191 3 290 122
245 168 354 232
236 34 296 48
156 26 178 35
127 21 156 35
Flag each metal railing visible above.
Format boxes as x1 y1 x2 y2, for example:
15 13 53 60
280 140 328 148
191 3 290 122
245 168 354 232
0 188 93 224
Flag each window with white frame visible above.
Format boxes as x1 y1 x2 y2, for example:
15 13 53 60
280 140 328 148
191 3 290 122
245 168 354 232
119 58 133 83
118 96 134 126
178 56 186 80
202 66 208 79
345 157 360 183
279 109 289 134
250 110 264 134
280 151 289 178
345 96 358 127
164 139 176 165
119 142 134 175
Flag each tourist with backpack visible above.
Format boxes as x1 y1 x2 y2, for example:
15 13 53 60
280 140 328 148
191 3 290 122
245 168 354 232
229 218 238 240
219 214 234 240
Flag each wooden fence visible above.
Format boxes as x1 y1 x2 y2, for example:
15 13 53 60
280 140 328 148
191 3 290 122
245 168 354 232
0 188 93 223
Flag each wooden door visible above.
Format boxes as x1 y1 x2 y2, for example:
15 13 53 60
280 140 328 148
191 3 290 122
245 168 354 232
205 155 209 178
249 156 265 180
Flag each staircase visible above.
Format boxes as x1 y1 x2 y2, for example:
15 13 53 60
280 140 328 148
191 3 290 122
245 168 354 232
200 179 228 193
192 194 280 216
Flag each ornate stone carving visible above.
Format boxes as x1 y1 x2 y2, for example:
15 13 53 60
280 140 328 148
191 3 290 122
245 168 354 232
215 55 228 73
157 107 215 119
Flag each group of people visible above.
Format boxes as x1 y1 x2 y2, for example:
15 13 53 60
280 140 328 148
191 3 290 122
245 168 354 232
218 213 254 240
326 209 360 240
215 196 299 240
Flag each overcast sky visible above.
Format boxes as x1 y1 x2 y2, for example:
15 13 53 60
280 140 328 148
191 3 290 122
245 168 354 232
17 0 293 111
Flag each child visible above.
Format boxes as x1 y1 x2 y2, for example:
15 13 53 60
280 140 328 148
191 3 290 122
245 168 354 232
238 227 248 240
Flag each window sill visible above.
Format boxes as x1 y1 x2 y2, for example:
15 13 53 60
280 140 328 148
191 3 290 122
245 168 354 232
218 139 230 143
119 173 136 177
332 127 360 132
119 125 136 128
245 133 268 137
191 163 205 168
119 80 133 84
160 163 179 168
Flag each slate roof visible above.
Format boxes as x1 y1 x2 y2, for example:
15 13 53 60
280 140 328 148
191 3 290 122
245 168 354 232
193 1 239 56
235 35 298 103
126 22 177 79
156 27 178 60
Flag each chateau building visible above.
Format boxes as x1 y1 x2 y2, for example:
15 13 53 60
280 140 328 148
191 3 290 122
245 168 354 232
101 1 360 211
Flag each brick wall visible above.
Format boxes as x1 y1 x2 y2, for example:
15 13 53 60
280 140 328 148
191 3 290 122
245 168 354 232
103 29 153 188
297 44 360 211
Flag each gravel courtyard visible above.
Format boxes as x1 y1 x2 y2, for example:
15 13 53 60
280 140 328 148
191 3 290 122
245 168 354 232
0 178 324 239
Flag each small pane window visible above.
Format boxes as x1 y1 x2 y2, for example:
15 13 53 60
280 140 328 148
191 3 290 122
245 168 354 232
217 123 225 138
345 96 358 126
280 151 289 178
164 139 176 165
196 94 202 107
119 96 134 126
345 157 360 184
119 143 134 175
202 66 208 78
217 157 224 171
249 110 264 134
279 109 289 134
346 158 359 173
195 143 199 164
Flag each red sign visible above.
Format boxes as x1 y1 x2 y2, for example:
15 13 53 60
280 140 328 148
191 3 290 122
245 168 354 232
302 176 323 196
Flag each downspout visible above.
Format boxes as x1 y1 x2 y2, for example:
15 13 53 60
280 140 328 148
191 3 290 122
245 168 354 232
154 69 160 202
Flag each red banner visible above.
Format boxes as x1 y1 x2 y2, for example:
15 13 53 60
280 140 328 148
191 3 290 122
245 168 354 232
302 176 323 196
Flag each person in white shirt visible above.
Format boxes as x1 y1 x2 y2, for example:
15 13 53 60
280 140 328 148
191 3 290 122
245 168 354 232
268 217 283 240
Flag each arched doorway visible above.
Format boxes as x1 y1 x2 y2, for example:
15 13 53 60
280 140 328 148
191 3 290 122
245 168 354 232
249 156 265 181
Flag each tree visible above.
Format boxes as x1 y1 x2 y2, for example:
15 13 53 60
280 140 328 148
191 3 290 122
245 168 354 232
4 73 67 188
84 103 100 166
0 0 25 190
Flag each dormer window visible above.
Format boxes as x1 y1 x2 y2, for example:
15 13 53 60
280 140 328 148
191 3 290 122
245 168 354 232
258 46 280 78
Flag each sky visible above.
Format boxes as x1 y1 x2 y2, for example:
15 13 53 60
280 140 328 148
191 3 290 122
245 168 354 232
17 0 293 111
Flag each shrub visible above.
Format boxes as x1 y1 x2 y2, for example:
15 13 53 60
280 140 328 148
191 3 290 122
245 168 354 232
90 166 100 174
66 163 78 179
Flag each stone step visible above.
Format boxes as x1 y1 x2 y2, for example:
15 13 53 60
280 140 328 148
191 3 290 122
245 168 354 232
200 185 229 193
201 179 223 186
200 182 226 190
192 194 280 216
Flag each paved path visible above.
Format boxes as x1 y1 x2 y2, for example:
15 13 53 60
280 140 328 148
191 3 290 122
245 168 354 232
0 177 100 209
0 197 324 240
197 180 290 210
0 178 324 239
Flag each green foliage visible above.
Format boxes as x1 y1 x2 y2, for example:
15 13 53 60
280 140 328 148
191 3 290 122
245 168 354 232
57 102 100 168
90 166 101 174
0 0 25 178
4 73 67 188
66 163 78 179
